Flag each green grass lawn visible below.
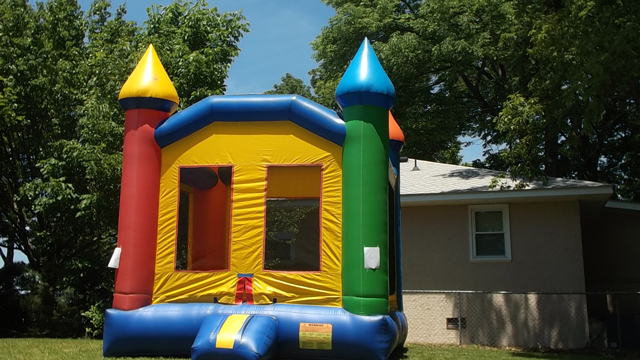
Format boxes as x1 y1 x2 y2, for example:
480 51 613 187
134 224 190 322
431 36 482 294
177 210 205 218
0 338 637 360
394 344 639 359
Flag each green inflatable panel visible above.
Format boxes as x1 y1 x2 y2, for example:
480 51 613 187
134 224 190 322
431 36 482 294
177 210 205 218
341 105 390 316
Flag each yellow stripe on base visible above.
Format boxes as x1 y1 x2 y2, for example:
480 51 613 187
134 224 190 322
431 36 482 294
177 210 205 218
215 315 250 349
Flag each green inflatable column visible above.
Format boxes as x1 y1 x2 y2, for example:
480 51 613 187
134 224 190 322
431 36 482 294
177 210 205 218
336 38 396 316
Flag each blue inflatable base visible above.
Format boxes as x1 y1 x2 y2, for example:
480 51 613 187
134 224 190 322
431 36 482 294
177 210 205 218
103 303 408 360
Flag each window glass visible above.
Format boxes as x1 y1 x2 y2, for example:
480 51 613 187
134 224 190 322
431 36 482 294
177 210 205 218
475 233 506 256
475 211 503 232
470 205 510 260
175 166 232 271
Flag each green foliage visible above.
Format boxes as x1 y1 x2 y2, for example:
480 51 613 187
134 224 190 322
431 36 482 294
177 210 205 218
80 301 106 338
487 172 530 191
264 73 316 100
494 94 546 184
0 0 248 336
312 0 640 199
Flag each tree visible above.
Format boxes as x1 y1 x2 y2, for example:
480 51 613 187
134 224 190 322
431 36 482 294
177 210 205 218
491 1 640 200
311 0 469 163
146 0 248 107
264 73 316 100
0 0 248 336
311 0 640 199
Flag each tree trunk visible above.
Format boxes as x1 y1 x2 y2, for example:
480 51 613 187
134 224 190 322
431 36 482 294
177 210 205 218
544 125 559 177
580 133 600 182
39 273 58 335
6 233 14 264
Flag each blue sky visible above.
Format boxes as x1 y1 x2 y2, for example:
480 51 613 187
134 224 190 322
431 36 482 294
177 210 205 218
2 0 483 267
75 0 482 161
78 0 335 95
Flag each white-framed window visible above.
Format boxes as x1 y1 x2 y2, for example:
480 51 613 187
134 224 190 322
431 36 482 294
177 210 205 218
469 204 511 261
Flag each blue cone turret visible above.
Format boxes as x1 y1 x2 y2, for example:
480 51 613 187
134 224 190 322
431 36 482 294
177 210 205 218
335 38 396 110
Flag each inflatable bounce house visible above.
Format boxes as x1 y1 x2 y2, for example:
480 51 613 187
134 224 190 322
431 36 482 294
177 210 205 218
103 38 408 360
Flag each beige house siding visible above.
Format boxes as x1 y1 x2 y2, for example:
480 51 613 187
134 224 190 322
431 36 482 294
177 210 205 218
401 201 586 292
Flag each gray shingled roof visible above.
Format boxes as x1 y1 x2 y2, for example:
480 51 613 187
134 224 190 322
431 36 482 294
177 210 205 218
400 159 611 197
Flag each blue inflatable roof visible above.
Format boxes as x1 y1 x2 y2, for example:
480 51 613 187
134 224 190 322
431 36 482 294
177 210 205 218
335 38 395 110
154 95 346 148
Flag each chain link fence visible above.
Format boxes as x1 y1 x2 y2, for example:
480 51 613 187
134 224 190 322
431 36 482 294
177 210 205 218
403 290 640 350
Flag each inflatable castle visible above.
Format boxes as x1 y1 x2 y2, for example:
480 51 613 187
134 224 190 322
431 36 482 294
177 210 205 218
103 38 408 360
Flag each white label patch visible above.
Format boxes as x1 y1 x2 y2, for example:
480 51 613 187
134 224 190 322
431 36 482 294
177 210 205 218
108 247 121 269
364 247 380 270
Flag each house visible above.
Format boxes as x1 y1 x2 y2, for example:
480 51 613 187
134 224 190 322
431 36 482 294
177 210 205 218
398 159 640 349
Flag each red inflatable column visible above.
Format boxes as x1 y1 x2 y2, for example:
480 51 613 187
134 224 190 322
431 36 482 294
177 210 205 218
113 44 179 310
113 109 169 310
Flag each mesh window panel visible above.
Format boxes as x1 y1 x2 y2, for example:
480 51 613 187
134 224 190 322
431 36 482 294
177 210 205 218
175 166 231 271
265 199 320 271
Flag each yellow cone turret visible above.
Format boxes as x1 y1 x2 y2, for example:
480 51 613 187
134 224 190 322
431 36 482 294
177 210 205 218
119 44 179 114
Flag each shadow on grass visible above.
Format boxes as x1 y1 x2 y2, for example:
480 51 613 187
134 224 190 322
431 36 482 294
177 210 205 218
389 346 409 360
509 353 583 359
509 348 640 359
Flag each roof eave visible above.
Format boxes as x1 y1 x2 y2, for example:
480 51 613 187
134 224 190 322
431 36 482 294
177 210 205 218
400 186 613 207
605 200 640 212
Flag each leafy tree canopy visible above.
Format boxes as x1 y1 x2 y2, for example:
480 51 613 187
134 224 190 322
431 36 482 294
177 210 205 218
312 0 640 200
0 0 248 337
264 73 316 101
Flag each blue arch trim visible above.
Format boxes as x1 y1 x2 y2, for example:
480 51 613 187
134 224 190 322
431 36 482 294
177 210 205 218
389 139 404 152
335 38 395 110
154 95 346 148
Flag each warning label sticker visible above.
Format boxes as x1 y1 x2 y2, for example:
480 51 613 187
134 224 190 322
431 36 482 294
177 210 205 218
299 323 332 350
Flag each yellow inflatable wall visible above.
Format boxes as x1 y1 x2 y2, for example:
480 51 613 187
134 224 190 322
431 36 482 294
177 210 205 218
153 121 343 306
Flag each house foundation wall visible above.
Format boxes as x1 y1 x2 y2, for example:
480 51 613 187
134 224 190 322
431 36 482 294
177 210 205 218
404 292 589 348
